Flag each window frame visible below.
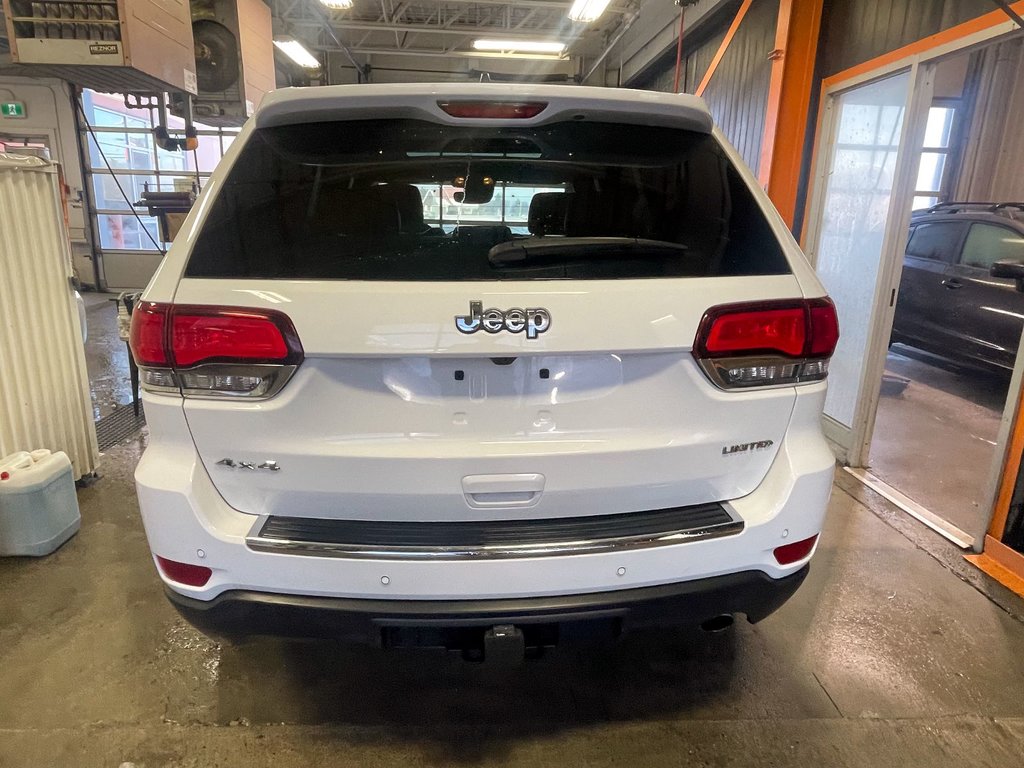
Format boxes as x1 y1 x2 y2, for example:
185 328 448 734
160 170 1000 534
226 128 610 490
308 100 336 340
79 90 239 256
911 99 963 211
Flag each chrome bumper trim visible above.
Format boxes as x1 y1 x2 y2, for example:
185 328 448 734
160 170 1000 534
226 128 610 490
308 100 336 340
244 505 744 561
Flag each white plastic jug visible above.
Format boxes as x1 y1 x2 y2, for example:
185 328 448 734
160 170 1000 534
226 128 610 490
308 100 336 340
0 449 81 556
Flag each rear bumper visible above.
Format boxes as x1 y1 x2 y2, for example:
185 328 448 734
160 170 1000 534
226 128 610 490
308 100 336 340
165 566 809 644
136 387 834 604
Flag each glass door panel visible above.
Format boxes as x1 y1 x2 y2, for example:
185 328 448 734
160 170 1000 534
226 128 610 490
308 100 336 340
806 70 913 458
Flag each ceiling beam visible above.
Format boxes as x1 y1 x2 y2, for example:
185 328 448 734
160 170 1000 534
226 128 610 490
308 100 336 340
302 0 368 77
384 0 402 49
581 10 638 83
272 0 632 64
392 0 412 21
312 0 627 12
320 20 565 36
339 46 571 60
513 8 540 30
442 8 466 27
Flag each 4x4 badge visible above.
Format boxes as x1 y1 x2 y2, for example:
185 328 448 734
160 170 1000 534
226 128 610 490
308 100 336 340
216 458 281 471
456 301 551 339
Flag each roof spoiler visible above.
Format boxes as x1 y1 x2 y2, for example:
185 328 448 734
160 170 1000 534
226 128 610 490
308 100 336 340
254 84 713 135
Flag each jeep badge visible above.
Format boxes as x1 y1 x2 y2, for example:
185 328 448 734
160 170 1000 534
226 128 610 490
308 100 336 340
456 301 551 339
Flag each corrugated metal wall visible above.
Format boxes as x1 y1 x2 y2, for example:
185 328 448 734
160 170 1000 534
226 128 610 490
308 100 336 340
818 0 997 77
615 0 734 86
954 39 1024 202
623 0 736 91
633 25 729 94
699 0 779 173
630 0 779 173
793 0 1008 235
626 0 1008 232
0 154 99 479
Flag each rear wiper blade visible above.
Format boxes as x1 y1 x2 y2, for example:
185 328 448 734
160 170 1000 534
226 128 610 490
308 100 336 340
488 237 688 266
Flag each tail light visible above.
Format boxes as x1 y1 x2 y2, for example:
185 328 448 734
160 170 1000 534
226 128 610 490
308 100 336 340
129 302 303 399
693 298 839 389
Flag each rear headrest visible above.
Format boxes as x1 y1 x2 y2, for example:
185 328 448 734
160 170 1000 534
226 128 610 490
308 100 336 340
528 192 573 236
451 225 513 248
378 183 428 233
565 181 647 238
309 183 400 236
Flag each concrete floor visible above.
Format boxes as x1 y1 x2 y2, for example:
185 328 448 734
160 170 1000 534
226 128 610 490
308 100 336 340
2 294 1024 767
870 346 1009 538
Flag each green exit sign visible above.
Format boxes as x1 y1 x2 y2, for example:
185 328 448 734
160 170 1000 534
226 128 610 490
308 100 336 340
1 102 26 118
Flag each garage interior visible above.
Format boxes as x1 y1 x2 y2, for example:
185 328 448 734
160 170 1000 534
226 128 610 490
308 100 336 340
4 1 1024 766
862 38 1024 544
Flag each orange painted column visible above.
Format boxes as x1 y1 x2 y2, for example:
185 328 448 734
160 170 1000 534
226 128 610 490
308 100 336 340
759 0 824 228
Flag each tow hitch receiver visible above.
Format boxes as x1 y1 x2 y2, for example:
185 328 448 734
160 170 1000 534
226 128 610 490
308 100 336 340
484 624 525 664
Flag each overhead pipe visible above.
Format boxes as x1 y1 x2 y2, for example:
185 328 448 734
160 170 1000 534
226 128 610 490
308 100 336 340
672 0 702 93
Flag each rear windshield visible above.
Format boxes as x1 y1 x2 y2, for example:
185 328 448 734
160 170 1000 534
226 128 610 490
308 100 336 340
185 119 791 281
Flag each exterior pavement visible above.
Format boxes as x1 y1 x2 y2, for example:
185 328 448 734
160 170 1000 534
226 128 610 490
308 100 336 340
1 293 1023 767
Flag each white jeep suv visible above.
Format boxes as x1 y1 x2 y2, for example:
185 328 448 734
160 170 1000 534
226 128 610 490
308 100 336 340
131 84 838 652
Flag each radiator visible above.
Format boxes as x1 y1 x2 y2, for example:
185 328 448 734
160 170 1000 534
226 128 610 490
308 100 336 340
0 153 99 479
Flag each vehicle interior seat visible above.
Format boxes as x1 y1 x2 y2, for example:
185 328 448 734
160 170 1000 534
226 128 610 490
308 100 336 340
528 192 574 236
566 176 652 239
377 183 444 235
299 181 402 240
450 225 514 248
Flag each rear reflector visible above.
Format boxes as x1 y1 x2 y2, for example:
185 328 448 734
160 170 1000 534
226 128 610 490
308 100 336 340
156 555 212 587
693 298 839 389
773 534 819 565
438 101 548 119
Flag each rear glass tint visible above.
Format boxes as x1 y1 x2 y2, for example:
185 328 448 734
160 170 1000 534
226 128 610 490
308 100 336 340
185 119 791 281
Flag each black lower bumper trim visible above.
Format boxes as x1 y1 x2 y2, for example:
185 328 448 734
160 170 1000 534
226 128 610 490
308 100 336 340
166 566 809 645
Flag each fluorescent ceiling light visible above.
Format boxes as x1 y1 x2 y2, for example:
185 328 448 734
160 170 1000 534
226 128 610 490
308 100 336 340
318 0 353 8
472 39 566 54
273 38 320 69
568 0 613 23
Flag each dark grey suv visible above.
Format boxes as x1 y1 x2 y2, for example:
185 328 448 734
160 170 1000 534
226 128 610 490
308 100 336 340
893 202 1024 373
